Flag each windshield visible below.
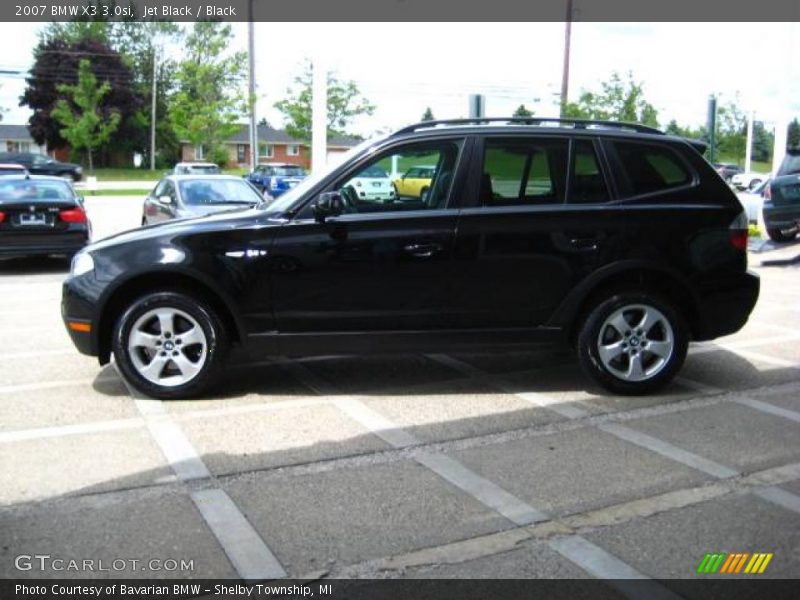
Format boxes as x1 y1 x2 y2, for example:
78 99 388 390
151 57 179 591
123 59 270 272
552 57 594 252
267 137 386 213
359 165 389 178
778 152 800 175
178 178 263 205
273 166 305 176
0 179 74 202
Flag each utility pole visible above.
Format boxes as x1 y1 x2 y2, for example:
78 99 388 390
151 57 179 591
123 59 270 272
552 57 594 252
247 1 258 170
745 110 754 173
311 54 327 174
560 0 573 117
149 41 158 170
706 95 717 162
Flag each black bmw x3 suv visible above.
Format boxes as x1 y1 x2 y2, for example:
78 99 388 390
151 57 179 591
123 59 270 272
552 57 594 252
62 118 759 399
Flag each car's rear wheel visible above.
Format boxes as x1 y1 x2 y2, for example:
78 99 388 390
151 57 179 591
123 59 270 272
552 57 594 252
767 227 798 242
577 291 688 395
112 291 229 399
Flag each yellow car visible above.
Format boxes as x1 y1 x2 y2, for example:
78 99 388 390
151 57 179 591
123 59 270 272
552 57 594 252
392 165 435 200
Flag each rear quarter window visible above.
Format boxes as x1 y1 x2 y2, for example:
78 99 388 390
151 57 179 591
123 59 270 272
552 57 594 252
609 141 693 197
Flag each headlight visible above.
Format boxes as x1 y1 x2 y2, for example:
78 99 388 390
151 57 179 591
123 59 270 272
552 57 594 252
71 251 94 276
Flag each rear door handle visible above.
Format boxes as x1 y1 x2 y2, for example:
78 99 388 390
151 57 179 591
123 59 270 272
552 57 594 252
403 242 443 258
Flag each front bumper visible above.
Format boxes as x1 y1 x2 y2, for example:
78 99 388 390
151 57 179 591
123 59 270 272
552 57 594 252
692 271 760 341
61 277 99 357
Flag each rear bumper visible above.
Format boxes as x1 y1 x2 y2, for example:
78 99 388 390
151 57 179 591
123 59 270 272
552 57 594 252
0 230 89 257
692 271 760 341
763 202 800 230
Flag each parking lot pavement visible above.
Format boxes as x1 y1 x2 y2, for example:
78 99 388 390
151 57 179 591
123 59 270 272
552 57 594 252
1 199 799 583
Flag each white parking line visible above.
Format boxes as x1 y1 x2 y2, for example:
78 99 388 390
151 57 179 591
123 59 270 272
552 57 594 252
752 486 800 515
191 488 287 580
334 398 418 448
731 397 800 423
689 333 800 356
0 376 117 395
426 353 590 419
0 416 145 443
123 372 288 580
597 423 739 479
549 536 682 599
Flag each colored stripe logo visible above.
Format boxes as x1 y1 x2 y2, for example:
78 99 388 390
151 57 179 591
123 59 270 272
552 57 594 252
696 552 773 574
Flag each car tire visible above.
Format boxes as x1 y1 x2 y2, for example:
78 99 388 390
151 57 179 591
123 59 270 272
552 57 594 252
577 291 688 396
112 291 229 399
767 228 797 243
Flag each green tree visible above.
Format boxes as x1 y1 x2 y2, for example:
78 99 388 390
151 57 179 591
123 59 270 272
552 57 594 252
274 59 375 141
512 104 534 118
421 107 435 121
168 22 246 166
563 71 659 127
716 97 747 165
751 121 774 163
51 59 121 171
788 118 800 150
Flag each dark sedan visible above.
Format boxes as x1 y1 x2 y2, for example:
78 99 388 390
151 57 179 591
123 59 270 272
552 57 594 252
0 176 91 258
764 148 800 242
142 175 266 225
0 152 82 181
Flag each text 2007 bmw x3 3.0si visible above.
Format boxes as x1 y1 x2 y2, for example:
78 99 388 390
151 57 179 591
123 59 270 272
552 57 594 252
62 118 759 399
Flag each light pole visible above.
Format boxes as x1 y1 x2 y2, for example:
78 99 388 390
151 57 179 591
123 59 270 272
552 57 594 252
149 41 158 170
247 1 258 170
560 0 574 117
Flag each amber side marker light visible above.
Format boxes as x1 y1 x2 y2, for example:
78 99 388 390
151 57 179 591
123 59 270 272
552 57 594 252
68 321 92 333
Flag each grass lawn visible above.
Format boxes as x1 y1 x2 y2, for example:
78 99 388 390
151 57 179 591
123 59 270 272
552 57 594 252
80 189 149 197
716 155 773 173
88 167 248 181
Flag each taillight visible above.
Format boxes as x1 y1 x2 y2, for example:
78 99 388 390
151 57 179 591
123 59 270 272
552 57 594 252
0 211 5 223
729 211 748 251
60 207 87 224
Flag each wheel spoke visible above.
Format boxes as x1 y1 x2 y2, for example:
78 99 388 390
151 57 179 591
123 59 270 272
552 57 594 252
598 340 626 363
129 329 160 349
172 353 202 380
156 310 174 336
140 355 168 381
607 312 630 336
636 308 660 335
180 326 205 347
646 340 672 358
627 353 645 380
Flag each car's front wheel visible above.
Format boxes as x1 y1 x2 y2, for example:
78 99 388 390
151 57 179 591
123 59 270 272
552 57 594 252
112 291 229 399
577 291 688 395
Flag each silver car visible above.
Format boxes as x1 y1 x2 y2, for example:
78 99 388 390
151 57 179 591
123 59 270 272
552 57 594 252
142 175 265 225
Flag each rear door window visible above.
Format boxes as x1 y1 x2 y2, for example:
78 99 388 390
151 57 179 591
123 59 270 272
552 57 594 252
480 138 568 206
569 140 610 203
609 141 692 197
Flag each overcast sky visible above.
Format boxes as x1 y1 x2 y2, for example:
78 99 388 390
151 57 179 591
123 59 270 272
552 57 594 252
0 21 797 137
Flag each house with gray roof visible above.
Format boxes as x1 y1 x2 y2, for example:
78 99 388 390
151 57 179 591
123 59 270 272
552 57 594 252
0 124 47 155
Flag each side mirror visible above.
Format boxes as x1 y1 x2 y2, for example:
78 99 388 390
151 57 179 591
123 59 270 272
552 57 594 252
158 195 174 205
312 191 344 222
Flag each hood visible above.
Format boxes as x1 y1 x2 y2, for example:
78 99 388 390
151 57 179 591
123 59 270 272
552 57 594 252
85 207 284 254
176 203 258 218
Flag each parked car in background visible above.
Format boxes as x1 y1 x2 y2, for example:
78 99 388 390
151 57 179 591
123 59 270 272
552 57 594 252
392 165 435 201
731 170 769 191
63 117 759 399
0 152 82 181
0 163 29 176
245 163 306 197
0 175 91 257
763 149 800 242
172 162 222 175
714 163 743 182
142 175 265 225
736 178 770 223
343 165 395 202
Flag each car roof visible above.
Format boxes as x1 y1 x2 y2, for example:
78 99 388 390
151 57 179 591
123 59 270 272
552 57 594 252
174 162 219 167
167 174 245 181
0 163 26 168
259 162 303 168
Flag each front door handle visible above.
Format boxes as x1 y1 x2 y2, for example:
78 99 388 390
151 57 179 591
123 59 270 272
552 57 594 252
403 242 443 258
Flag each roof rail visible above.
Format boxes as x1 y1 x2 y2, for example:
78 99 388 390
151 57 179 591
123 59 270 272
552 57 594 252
392 117 664 137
